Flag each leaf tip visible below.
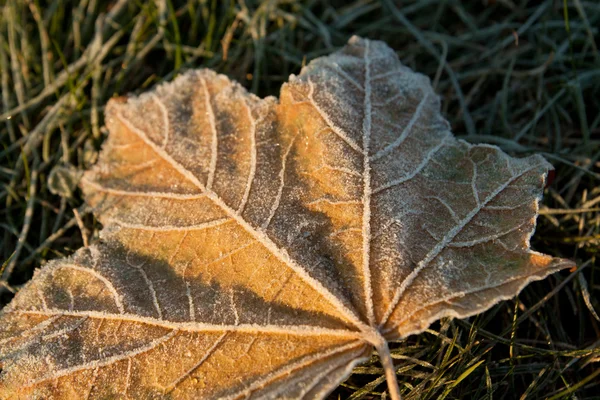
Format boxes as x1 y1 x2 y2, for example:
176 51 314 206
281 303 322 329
529 252 575 272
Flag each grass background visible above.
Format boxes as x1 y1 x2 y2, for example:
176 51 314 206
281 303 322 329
0 0 599 398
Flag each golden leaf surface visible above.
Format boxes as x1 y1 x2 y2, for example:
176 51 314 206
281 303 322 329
0 36 573 399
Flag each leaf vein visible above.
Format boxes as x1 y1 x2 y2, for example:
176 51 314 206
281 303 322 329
361 39 376 326
370 93 430 162
202 78 219 190
165 332 228 393
307 79 364 154
23 330 179 388
152 94 170 148
10 309 362 338
237 99 258 214
82 178 206 200
373 136 448 194
221 340 365 400
53 263 125 314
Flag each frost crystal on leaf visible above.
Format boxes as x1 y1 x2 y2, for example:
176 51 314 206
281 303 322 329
0 36 572 400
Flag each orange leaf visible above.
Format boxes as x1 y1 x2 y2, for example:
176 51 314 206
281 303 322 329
0 37 573 399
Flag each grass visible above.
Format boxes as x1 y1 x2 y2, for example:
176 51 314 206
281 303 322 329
0 0 599 398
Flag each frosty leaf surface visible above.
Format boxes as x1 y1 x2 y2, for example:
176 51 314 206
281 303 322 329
0 36 572 399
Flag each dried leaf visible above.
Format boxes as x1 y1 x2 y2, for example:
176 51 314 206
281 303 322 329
48 165 83 198
0 36 573 399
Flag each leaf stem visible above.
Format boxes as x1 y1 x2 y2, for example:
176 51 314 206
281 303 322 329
375 340 401 400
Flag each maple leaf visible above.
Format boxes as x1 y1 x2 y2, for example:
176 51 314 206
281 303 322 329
0 36 572 399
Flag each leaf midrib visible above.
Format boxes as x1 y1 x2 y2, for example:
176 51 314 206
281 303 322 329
360 39 376 327
11 308 362 338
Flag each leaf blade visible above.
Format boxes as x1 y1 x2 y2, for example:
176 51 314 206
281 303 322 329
0 37 573 399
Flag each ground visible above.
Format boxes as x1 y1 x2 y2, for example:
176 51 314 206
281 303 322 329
0 0 599 399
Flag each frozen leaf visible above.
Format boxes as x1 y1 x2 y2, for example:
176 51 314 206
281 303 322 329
0 36 573 399
48 165 83 198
